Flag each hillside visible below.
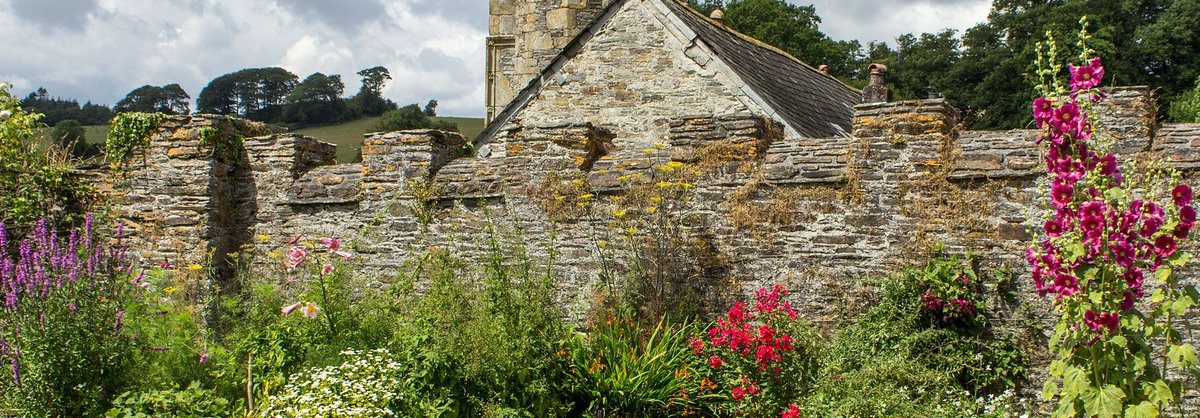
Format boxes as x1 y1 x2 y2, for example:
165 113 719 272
77 116 483 164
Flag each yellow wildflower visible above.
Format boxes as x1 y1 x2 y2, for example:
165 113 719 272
625 226 638 235
612 209 627 219
187 264 203 271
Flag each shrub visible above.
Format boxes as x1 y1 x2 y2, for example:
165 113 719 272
0 216 140 416
816 254 1027 415
105 381 230 418
374 104 457 132
691 285 823 417
256 349 406 417
0 84 94 228
562 312 721 416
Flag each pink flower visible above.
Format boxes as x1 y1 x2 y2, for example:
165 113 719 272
1069 57 1105 91
160 260 171 269
334 250 355 260
1051 182 1075 208
199 353 210 364
321 263 334 276
1180 205 1196 227
731 387 746 401
782 404 801 418
689 337 705 355
1155 235 1177 258
281 301 303 316
1033 97 1055 126
1173 184 1193 207
285 247 307 271
1053 102 1082 131
287 234 302 245
1044 219 1065 237
302 302 321 319
322 237 341 252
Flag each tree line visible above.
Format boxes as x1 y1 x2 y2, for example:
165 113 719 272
689 0 1200 128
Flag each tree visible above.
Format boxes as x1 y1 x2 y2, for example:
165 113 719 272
114 84 190 115
282 73 347 126
423 100 438 117
351 66 396 117
687 0 864 79
197 68 298 122
51 119 99 159
374 103 458 132
19 87 113 126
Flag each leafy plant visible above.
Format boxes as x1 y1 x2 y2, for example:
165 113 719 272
692 285 823 417
562 312 721 416
1027 20 1200 417
0 216 140 416
106 112 165 168
256 349 406 417
106 382 230 418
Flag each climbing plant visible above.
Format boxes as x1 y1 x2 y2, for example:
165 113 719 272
106 112 165 169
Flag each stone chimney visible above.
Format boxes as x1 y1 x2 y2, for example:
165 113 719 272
862 63 890 104
818 64 830 76
710 8 724 23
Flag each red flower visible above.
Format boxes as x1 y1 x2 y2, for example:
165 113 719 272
708 355 723 369
781 404 801 418
1173 184 1194 207
731 387 745 401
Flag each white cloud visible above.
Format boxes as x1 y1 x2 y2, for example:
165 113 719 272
0 0 986 117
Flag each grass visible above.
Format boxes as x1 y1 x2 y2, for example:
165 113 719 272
76 116 484 164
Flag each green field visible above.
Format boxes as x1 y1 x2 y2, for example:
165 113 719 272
77 116 483 164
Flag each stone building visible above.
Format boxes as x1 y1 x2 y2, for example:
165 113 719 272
482 0 861 157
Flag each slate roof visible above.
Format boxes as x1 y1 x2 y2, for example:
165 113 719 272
661 0 860 138
475 0 861 146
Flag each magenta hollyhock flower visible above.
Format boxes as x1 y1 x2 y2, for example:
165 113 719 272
1174 224 1191 239
1051 182 1075 208
1155 235 1177 258
1054 102 1082 131
1080 216 1104 235
1033 97 1055 126
1121 291 1135 312
1180 205 1196 227
1069 57 1105 91
1172 184 1193 207
1125 269 1145 296
1140 216 1163 238
1080 200 1106 220
1111 239 1135 268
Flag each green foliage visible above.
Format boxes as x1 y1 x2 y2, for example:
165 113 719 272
105 382 230 418
105 112 165 168
0 85 94 227
256 349 408 417
374 103 459 132
814 255 1027 415
282 73 347 127
1168 76 1200 123
562 313 720 417
197 67 298 122
114 84 191 115
20 86 113 125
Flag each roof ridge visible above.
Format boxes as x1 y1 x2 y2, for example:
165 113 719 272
662 0 860 93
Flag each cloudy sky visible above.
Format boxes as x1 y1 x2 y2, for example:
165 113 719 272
0 0 989 118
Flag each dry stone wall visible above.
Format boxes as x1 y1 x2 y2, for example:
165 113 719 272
91 88 1200 329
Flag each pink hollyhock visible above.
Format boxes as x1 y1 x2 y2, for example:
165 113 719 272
1180 205 1196 227
1069 57 1105 91
1121 291 1136 312
1033 97 1055 126
1051 182 1075 208
1054 102 1082 131
1125 269 1144 296
1173 184 1194 207
1155 235 1177 258
1044 219 1065 238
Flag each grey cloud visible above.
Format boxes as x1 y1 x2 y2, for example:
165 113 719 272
7 0 99 31
407 0 487 30
274 0 388 32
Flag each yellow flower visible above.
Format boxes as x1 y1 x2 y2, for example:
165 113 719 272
187 264 203 271
579 193 595 200
624 226 638 235
612 209 627 219
570 179 586 187
641 148 656 154
650 196 662 204
164 286 178 295
254 234 271 242
657 181 673 189
647 206 658 215
598 240 609 249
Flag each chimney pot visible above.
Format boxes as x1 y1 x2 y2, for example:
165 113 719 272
710 8 724 22
862 63 891 104
818 64 830 75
